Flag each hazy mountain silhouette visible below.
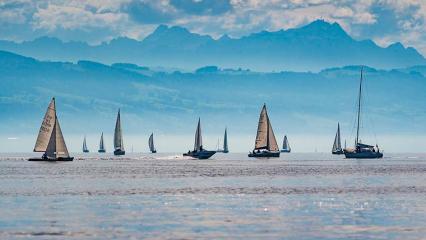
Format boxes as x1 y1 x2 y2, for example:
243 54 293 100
1 50 425 139
0 20 424 71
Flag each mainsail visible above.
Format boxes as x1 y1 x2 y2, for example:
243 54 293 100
99 132 105 151
194 118 202 151
114 109 124 150
282 135 290 151
254 104 279 151
33 97 70 158
83 136 88 152
332 123 342 152
223 128 228 152
149 133 155 152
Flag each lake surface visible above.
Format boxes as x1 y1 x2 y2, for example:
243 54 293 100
1 152 426 239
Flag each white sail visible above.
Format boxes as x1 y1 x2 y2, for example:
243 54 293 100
34 98 56 152
99 132 105 151
149 133 155 152
83 136 88 152
332 123 342 152
114 109 124 150
255 105 268 149
194 118 202 151
282 135 290 151
223 128 228 152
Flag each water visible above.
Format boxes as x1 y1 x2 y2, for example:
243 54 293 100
1 152 426 239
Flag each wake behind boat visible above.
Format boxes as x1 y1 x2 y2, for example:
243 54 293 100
28 97 73 162
344 68 383 159
248 104 280 158
113 109 125 156
183 118 216 159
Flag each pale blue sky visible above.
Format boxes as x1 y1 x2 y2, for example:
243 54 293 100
1 0 426 55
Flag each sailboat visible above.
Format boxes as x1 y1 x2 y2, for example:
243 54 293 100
216 128 229 153
113 109 125 156
148 133 157 153
82 136 89 153
281 135 291 153
183 118 216 159
98 132 106 153
29 97 73 161
248 104 280 158
344 68 383 159
332 123 344 154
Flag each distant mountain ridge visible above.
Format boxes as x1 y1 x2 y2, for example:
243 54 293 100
0 19 425 72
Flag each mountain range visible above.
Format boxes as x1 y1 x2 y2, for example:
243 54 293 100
0 20 425 72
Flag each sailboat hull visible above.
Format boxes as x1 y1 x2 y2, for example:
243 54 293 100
280 149 291 153
114 149 125 156
248 151 280 158
183 150 216 159
83 150 89 153
151 150 157 153
98 149 106 153
344 151 383 159
332 150 344 155
28 157 74 161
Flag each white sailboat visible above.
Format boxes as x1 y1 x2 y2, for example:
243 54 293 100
183 118 216 159
216 128 229 153
82 136 89 153
98 132 106 153
332 123 343 154
29 97 73 161
248 104 280 157
113 109 125 155
344 68 383 159
148 133 157 153
281 135 291 153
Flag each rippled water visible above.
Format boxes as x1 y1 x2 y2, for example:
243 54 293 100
1 152 426 239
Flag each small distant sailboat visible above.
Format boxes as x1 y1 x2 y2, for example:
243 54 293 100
216 128 229 153
183 118 216 159
98 132 106 153
113 109 125 156
29 97 73 161
148 133 157 153
281 135 291 153
82 136 89 153
332 123 344 155
248 104 280 158
344 68 383 159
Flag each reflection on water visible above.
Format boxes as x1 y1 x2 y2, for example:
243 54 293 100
0 153 426 239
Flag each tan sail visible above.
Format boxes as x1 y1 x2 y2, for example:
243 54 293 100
54 118 69 158
194 118 202 151
34 98 56 152
267 113 279 151
114 109 124 150
254 105 268 149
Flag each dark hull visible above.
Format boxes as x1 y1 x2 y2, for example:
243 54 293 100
344 151 383 159
248 151 280 158
114 149 125 156
98 149 106 153
83 150 89 153
281 149 291 153
28 157 74 162
332 150 344 155
151 150 157 153
183 150 216 159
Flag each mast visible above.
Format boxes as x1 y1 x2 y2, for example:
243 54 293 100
356 67 363 145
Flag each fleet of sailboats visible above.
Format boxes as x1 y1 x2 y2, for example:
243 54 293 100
113 109 125 156
29 97 73 161
29 71 385 161
281 135 291 153
248 104 280 158
183 118 216 159
148 133 157 153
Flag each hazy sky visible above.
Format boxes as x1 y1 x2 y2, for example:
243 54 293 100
1 0 426 55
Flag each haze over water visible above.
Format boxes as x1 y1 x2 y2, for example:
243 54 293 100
1 153 425 239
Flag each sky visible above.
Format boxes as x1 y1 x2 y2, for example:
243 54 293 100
1 0 426 55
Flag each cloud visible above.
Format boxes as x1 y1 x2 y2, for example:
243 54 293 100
123 0 177 24
170 0 233 15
